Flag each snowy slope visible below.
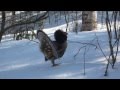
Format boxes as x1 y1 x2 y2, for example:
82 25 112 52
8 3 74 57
0 28 120 79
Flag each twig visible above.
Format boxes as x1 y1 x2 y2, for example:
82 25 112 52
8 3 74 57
70 39 97 76
68 40 98 48
113 39 118 47
74 46 86 59
94 33 113 66
104 60 109 76
86 37 97 52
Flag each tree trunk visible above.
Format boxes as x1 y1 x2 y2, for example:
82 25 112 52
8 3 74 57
0 11 6 42
12 11 15 24
12 11 16 40
0 31 4 42
81 11 97 31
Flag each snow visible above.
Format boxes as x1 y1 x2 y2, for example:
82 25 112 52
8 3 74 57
0 12 120 79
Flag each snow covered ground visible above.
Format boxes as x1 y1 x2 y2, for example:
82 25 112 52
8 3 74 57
0 12 120 79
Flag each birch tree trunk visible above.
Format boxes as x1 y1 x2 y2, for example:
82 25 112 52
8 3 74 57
81 11 97 31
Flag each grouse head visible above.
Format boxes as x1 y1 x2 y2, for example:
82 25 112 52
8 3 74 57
54 29 68 44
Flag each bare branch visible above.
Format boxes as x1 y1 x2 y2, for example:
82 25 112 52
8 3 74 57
4 11 48 31
68 40 98 48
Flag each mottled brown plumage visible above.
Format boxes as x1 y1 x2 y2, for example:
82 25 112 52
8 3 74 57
38 29 67 66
